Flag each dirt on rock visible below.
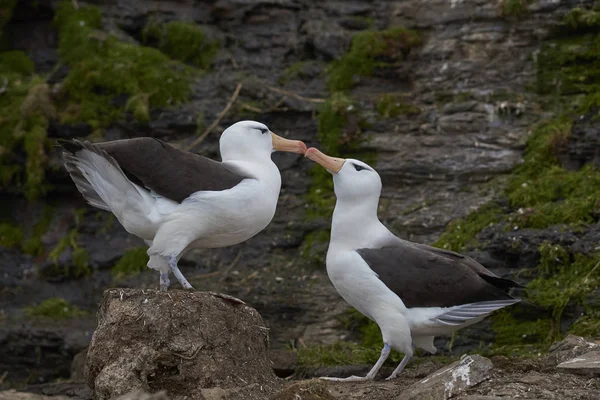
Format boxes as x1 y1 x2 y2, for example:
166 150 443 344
84 289 280 400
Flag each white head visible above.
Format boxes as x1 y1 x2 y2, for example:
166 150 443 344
305 147 382 204
219 120 307 161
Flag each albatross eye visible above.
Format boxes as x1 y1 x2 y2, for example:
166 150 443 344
353 163 366 172
257 128 268 134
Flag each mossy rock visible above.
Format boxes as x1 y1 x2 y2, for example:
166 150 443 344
327 27 420 92
499 0 531 18
377 94 421 118
112 247 150 280
54 1 194 128
142 19 219 69
0 51 53 199
24 297 88 319
536 7 600 113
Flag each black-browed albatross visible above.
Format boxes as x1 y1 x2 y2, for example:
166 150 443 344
304 147 522 381
58 120 307 291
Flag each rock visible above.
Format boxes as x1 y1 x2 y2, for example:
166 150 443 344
546 334 600 365
269 349 298 378
558 108 600 170
20 382 92 400
84 289 279 400
70 349 87 381
113 390 169 400
397 355 493 400
0 390 69 400
0 322 93 385
269 380 336 400
556 351 600 376
457 397 523 400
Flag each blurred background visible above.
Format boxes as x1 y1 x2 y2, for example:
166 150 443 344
0 0 599 389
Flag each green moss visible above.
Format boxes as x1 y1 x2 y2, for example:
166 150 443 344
54 1 193 128
111 247 149 280
278 61 323 84
47 228 91 279
0 222 24 248
142 20 218 68
535 17 600 113
0 51 34 75
500 0 530 18
125 93 150 123
376 94 421 118
490 310 554 355
569 310 600 338
327 27 420 92
24 297 88 319
432 203 503 252
505 119 600 229
297 341 387 368
562 7 600 34
317 92 357 153
22 206 54 256
527 247 600 334
0 0 16 37
0 51 53 199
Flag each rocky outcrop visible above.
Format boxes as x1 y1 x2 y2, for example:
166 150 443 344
1 0 599 388
84 289 279 400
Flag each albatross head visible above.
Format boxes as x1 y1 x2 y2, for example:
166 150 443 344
305 147 382 201
220 120 307 161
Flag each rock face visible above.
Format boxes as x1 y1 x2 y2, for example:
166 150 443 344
84 289 278 400
2 0 600 387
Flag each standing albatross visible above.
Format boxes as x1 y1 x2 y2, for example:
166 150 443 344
304 147 523 381
58 120 307 291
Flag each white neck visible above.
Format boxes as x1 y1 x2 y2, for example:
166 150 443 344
330 196 394 250
223 158 282 197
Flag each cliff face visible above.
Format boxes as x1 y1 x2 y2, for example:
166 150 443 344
1 0 599 386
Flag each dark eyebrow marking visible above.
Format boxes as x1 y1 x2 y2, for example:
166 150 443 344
353 163 366 172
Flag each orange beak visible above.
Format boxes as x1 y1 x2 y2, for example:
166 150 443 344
271 132 307 154
305 147 345 173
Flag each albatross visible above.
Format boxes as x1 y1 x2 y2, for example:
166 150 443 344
58 120 307 291
304 147 523 381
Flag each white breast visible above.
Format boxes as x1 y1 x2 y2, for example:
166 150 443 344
182 178 279 249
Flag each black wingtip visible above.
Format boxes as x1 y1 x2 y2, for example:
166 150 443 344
57 139 84 154
479 273 525 290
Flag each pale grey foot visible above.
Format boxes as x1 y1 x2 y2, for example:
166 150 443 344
320 343 391 382
385 351 412 381
168 255 193 290
159 272 170 291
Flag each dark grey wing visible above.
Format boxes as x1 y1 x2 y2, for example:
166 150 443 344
58 138 247 202
356 244 519 308
411 243 525 289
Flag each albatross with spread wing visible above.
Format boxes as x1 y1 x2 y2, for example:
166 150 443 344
58 121 307 291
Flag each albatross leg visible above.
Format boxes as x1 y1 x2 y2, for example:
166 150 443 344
320 343 391 382
159 272 170 291
384 351 412 381
168 255 194 290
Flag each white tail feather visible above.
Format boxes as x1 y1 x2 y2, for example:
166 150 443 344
62 143 158 238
